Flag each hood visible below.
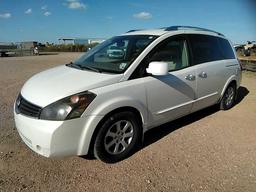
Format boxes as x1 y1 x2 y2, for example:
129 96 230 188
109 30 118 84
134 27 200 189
21 65 122 107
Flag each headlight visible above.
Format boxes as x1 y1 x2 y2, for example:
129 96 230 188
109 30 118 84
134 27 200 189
40 91 96 121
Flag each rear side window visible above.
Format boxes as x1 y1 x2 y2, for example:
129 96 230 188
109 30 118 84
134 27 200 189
218 38 235 59
189 34 222 64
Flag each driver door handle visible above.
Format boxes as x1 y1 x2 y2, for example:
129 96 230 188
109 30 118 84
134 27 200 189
185 74 195 81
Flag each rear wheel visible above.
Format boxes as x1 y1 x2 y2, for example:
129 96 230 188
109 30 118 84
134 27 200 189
93 111 141 163
220 84 236 110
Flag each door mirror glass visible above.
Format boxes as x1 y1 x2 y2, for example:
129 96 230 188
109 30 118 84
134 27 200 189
146 61 169 76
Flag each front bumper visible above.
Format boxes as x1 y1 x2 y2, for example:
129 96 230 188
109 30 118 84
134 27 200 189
14 111 102 157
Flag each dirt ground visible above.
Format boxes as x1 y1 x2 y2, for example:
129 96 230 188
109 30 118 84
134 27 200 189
0 53 255 192
238 55 256 61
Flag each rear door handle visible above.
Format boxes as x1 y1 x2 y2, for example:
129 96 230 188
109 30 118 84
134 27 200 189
185 74 195 81
198 71 207 78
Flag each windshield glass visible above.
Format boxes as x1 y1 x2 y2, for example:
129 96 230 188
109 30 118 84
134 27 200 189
73 35 158 73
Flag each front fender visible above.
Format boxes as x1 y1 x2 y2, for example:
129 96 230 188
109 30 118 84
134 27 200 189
78 78 148 155
78 96 148 155
87 96 148 125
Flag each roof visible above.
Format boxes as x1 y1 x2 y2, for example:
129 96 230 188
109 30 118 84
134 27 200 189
58 38 75 41
58 37 106 41
123 26 225 37
122 29 167 36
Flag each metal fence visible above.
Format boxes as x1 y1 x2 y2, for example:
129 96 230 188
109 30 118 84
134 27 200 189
14 48 34 56
240 59 256 72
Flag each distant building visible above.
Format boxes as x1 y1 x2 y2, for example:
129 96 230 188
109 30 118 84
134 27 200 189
58 38 105 45
20 41 38 49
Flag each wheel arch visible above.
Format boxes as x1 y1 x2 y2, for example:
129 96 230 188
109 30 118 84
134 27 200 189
219 76 237 102
86 106 144 157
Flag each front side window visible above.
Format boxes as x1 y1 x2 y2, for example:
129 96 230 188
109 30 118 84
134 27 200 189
71 35 158 73
129 36 189 79
149 38 189 71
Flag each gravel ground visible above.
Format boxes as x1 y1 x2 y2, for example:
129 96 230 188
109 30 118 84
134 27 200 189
0 53 255 192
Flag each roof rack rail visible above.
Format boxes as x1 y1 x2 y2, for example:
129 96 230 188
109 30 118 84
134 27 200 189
126 29 141 33
164 26 224 36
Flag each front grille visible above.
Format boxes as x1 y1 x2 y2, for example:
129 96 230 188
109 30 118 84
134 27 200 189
15 94 42 118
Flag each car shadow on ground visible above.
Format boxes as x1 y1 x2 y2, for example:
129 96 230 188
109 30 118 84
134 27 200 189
236 86 249 105
142 86 249 150
39 52 59 56
142 104 219 149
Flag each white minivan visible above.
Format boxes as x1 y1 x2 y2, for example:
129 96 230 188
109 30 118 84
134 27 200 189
14 26 241 163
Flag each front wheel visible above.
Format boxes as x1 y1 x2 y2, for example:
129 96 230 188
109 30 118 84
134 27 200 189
220 84 236 110
93 111 141 163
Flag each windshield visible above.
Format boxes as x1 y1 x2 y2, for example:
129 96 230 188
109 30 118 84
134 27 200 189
72 35 158 73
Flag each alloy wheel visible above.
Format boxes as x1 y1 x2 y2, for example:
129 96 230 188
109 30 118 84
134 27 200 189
225 86 235 107
104 120 134 155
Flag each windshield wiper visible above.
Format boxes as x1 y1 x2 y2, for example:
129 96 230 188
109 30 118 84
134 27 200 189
67 62 102 73
66 62 82 70
79 65 102 73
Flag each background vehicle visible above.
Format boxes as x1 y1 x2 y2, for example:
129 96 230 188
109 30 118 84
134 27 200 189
14 26 241 163
0 43 17 57
106 40 127 59
234 41 256 56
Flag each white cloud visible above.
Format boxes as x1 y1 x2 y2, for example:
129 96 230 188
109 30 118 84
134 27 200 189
133 12 152 20
25 8 32 14
44 11 51 16
41 5 47 10
0 13 11 19
65 0 86 10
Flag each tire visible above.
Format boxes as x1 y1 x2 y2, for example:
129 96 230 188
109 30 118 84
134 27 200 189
220 84 236 110
93 111 141 163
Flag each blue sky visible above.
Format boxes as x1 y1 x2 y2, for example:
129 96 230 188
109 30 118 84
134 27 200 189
0 0 255 44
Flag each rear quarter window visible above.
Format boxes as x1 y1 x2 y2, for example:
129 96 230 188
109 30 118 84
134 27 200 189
218 38 235 59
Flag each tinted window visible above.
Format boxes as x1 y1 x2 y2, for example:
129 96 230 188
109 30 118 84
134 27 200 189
218 38 235 59
189 34 222 64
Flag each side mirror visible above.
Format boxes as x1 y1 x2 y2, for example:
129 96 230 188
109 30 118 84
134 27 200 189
146 61 169 76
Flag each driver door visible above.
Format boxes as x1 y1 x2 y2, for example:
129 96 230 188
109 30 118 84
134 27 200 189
138 35 197 127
